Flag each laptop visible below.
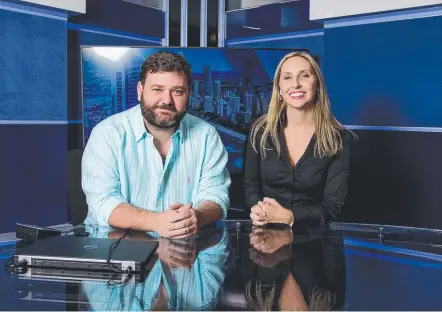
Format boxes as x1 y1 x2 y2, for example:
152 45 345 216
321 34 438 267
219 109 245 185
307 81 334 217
14 235 158 274
15 264 152 285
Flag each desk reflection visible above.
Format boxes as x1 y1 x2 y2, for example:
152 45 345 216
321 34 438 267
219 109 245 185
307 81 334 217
82 225 230 311
5 222 442 311
244 226 346 311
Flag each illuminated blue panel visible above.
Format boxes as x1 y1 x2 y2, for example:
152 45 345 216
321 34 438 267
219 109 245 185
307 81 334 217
325 16 442 128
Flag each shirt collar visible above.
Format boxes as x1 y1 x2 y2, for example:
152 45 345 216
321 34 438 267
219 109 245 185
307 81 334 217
133 106 185 144
133 105 147 142
172 118 185 144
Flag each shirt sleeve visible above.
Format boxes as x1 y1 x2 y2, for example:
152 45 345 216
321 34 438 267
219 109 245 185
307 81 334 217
81 125 127 226
195 127 231 219
288 134 353 225
191 228 230 310
243 132 264 210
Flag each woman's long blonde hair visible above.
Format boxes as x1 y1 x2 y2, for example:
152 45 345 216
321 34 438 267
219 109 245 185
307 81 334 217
245 280 335 311
250 51 345 158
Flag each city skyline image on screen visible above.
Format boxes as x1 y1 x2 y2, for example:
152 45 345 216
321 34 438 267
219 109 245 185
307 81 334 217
81 47 307 173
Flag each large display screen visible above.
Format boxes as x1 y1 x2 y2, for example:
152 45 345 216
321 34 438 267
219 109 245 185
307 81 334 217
81 47 306 173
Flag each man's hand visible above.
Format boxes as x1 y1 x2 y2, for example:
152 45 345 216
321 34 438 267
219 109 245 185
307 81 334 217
167 203 199 239
151 202 193 238
157 237 197 269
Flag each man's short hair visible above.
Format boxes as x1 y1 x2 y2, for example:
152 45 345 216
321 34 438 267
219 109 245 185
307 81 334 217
140 51 192 87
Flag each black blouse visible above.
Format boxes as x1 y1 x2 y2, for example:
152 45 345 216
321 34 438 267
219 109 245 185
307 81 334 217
243 121 353 225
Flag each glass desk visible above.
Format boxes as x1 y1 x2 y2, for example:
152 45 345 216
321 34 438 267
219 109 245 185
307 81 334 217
1 221 442 311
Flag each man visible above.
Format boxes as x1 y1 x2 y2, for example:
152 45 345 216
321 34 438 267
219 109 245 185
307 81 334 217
81 51 231 239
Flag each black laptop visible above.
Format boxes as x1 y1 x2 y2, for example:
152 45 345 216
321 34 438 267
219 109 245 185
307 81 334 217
14 235 158 273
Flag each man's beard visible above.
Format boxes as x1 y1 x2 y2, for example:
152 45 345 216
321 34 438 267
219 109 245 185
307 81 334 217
140 98 186 129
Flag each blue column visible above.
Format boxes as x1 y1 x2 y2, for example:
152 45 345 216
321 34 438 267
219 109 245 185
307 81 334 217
0 1 69 232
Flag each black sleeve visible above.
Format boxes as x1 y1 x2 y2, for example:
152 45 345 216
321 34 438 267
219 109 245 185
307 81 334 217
242 133 264 210
288 133 353 225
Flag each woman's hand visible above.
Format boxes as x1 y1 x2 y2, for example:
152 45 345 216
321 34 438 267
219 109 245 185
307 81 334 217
250 198 294 226
249 227 292 267
249 226 293 254
250 204 266 226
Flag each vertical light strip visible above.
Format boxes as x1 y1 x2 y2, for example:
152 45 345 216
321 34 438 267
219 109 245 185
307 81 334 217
180 0 188 46
162 0 169 46
218 0 226 47
200 0 208 47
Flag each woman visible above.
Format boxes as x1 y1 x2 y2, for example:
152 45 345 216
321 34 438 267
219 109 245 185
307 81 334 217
243 51 354 227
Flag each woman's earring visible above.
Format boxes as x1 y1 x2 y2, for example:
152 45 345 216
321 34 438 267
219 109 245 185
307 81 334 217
279 94 282 101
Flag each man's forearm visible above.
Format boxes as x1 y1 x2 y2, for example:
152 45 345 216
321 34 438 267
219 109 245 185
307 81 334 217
195 200 224 228
108 203 157 231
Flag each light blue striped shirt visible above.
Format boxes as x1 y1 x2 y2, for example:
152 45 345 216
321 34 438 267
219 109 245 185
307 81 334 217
82 105 231 226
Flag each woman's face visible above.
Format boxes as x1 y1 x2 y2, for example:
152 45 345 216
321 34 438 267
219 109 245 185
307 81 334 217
279 56 317 110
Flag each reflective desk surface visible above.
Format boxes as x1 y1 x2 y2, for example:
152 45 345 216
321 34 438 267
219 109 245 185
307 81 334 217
1 221 442 311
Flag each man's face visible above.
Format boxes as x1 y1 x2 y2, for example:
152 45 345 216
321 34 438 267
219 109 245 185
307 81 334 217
137 71 190 129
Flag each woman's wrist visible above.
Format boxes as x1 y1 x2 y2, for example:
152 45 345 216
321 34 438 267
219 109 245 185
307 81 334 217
283 207 294 226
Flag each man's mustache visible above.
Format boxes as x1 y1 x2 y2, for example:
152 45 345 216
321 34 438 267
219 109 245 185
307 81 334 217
154 103 176 112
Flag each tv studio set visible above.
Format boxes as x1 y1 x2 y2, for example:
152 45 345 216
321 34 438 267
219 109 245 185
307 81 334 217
1 0 442 310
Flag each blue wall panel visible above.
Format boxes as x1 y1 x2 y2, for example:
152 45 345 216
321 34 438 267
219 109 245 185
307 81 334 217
0 7 68 232
0 10 67 120
325 16 442 128
322 15 442 229
0 125 68 233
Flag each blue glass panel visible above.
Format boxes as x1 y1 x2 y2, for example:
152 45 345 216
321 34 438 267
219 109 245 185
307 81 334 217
226 1 322 40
